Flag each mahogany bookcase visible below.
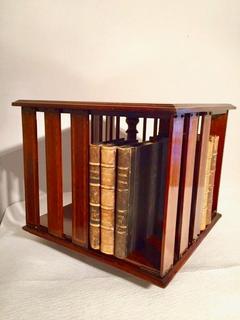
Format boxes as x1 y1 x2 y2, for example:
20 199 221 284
12 100 235 287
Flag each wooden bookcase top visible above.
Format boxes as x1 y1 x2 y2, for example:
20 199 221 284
12 100 236 116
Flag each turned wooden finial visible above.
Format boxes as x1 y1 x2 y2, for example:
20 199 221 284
126 117 139 141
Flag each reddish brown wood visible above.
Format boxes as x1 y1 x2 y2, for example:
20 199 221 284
142 118 147 141
12 100 236 116
126 117 139 141
15 100 234 288
45 111 63 238
71 112 89 247
153 118 158 136
159 116 184 277
91 115 102 143
210 112 228 215
105 116 113 140
116 116 120 139
175 114 198 261
23 212 221 288
21 108 40 226
189 114 211 242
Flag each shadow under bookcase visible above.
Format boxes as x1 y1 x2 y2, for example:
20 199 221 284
12 100 235 287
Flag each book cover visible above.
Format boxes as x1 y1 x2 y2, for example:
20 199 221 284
89 144 101 250
100 145 117 254
200 137 214 231
206 135 219 225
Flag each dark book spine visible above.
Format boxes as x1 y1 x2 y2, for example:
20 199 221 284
89 144 101 250
115 147 135 259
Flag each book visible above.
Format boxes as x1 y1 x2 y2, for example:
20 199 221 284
89 138 125 250
200 137 214 231
100 145 117 254
115 139 168 259
89 144 101 250
206 135 219 225
114 144 139 258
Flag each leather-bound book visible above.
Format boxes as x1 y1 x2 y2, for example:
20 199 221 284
206 135 219 225
89 138 125 250
115 140 164 259
200 137 214 231
100 145 117 254
114 145 138 259
89 144 101 250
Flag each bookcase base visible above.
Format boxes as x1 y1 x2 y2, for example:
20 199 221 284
23 213 221 288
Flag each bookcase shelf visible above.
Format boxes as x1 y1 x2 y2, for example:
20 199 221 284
12 100 235 288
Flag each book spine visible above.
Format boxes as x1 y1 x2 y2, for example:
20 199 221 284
206 135 219 225
115 147 133 259
89 144 101 250
100 145 116 255
200 138 213 231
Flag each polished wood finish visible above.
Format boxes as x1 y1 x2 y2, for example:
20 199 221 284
21 108 40 227
175 114 198 261
210 112 228 215
71 112 89 247
153 118 158 136
160 116 184 277
23 212 221 288
15 99 235 288
116 116 120 140
142 118 147 141
45 111 63 238
12 100 236 116
189 114 211 242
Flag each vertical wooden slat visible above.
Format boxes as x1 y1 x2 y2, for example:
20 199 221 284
153 118 158 137
159 115 184 277
210 112 228 215
116 116 120 140
105 116 112 141
99 115 103 142
91 115 102 143
45 111 63 238
71 112 89 247
22 108 40 226
175 114 198 261
142 118 147 141
189 114 211 242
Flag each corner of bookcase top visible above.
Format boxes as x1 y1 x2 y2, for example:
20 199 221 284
12 100 236 116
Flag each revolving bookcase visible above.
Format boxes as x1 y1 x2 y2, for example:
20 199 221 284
12 100 235 287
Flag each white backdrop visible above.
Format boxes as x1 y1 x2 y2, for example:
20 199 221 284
0 0 240 219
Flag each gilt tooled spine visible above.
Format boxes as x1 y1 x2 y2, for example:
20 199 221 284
115 147 133 259
89 144 101 250
206 135 219 225
200 138 214 231
100 145 116 255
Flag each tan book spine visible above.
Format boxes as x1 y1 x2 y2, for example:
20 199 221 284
100 145 117 255
206 135 219 225
115 147 132 259
89 144 101 250
200 137 213 231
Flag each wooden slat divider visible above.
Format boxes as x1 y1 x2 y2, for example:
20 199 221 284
44 111 63 238
71 112 89 248
142 118 147 141
21 108 40 227
116 116 120 139
175 114 198 261
159 115 184 277
189 114 212 242
210 112 228 215
153 118 158 137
